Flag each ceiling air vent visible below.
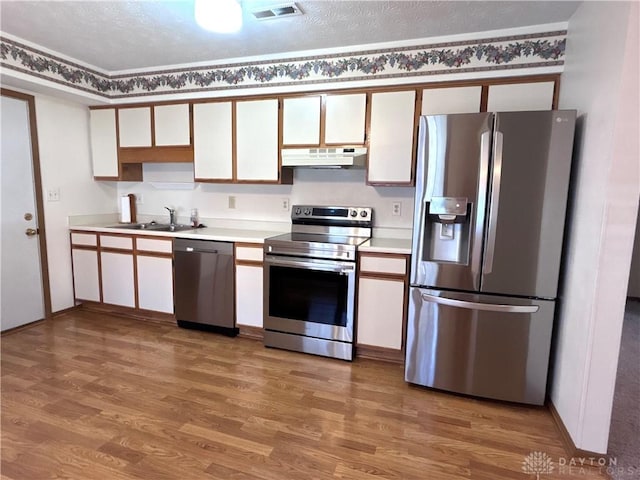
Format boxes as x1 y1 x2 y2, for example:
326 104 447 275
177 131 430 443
250 3 303 21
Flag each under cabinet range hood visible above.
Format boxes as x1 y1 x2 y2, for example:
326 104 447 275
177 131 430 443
281 147 367 168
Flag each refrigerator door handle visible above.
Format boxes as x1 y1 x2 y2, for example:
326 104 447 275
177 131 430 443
420 293 539 313
471 130 492 287
483 130 504 274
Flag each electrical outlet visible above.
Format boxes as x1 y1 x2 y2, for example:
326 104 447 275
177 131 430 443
392 201 402 216
228 195 236 209
47 187 60 202
135 193 144 205
282 198 290 211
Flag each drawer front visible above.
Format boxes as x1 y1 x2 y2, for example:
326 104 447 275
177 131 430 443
235 245 263 262
136 237 173 254
71 232 97 247
100 234 133 250
360 255 407 276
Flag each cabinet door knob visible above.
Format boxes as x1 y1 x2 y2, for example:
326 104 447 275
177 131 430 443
25 228 38 237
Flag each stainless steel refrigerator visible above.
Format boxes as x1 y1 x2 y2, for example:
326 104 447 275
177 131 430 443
405 110 576 405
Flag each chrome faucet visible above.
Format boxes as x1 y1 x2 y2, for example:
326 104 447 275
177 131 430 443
164 206 177 225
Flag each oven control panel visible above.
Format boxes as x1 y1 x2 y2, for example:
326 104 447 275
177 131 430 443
291 205 372 224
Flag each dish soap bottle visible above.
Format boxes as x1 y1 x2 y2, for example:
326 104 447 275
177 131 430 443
190 208 199 228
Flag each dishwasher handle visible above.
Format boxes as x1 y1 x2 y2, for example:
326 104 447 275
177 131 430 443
173 239 233 255
182 246 218 254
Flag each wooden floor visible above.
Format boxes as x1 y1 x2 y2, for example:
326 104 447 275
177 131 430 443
1 309 607 479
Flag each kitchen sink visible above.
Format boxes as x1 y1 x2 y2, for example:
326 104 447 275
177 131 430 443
148 224 195 232
107 222 195 232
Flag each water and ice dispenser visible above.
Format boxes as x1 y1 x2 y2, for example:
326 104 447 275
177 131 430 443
421 197 472 264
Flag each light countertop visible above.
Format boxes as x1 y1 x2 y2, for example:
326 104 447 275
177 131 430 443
70 223 286 244
359 237 412 255
71 220 413 254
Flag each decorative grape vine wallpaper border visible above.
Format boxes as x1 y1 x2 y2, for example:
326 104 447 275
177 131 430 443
0 30 566 99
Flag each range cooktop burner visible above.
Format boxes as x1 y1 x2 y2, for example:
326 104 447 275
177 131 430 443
264 205 373 261
267 232 370 247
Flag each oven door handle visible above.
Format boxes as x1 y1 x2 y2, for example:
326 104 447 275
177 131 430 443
265 255 355 274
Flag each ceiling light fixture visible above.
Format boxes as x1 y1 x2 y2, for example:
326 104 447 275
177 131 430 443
194 0 242 34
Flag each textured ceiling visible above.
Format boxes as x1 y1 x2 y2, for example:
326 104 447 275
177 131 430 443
0 1 580 72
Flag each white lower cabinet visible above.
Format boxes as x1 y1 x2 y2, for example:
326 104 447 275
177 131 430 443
356 253 409 353
235 244 264 329
235 265 263 328
137 255 174 313
71 248 100 302
72 232 174 314
357 277 405 350
100 251 135 308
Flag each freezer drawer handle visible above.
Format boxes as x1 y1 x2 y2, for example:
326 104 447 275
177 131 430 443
420 293 539 313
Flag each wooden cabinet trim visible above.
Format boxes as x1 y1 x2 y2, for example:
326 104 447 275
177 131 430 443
135 250 173 258
355 344 404 364
119 145 193 164
235 242 264 248
235 259 263 267
150 105 156 147
358 271 406 281
71 244 98 252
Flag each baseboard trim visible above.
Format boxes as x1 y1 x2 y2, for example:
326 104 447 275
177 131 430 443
79 301 175 325
52 304 82 317
1 318 46 336
238 325 264 340
548 400 611 467
356 344 404 364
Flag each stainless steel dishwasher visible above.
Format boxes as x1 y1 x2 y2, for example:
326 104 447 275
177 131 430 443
174 238 237 336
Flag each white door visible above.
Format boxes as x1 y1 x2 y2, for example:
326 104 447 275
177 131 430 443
1 94 46 331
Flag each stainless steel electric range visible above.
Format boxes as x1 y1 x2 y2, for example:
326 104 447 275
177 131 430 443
263 205 373 361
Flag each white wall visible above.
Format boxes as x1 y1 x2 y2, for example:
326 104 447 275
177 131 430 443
552 1 639 454
117 164 415 232
35 95 117 312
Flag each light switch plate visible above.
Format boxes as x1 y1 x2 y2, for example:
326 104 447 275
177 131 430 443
47 187 60 202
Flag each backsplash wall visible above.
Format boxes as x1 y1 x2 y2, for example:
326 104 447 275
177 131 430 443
115 164 415 231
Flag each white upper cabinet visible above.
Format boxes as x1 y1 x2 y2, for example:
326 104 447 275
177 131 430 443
368 90 416 184
89 108 119 178
154 104 191 146
282 96 321 145
118 107 152 147
421 86 482 115
193 102 233 180
236 99 279 181
487 81 555 111
325 93 367 144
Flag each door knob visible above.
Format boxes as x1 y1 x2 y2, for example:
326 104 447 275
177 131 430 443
25 228 38 237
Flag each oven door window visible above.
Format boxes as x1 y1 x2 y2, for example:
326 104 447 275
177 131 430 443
269 265 348 327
